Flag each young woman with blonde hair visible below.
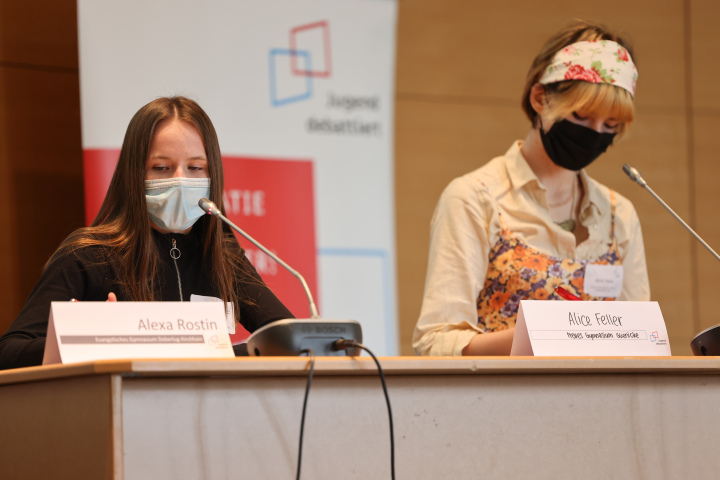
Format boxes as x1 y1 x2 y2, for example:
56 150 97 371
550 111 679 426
414 21 649 356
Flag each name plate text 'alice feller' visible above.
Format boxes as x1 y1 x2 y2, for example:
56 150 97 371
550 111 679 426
511 300 671 356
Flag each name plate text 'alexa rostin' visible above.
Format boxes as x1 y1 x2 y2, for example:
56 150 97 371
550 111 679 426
43 302 234 365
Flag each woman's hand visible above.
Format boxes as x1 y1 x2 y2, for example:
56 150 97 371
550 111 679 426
461 328 515 356
71 293 117 302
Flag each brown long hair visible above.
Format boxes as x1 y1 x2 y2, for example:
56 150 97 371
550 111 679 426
521 20 636 133
53 96 247 315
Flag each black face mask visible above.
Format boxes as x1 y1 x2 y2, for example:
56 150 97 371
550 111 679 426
539 119 616 171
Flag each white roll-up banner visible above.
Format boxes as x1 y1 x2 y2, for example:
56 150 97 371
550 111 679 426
77 1 399 354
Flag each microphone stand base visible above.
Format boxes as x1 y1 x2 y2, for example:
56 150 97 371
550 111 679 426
247 318 363 357
691 324 720 356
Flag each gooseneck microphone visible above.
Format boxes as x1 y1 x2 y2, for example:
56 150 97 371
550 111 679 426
622 164 720 262
622 165 720 356
199 198 362 357
199 198 320 318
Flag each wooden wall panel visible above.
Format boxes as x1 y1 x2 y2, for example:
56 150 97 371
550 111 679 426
0 0 82 335
396 0 685 109
0 66 16 323
693 115 720 336
691 0 720 111
0 0 78 68
691 0 720 343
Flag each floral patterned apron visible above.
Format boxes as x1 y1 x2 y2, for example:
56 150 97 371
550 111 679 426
476 191 621 332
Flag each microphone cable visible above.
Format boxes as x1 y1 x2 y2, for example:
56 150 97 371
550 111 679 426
296 348 315 480
334 339 396 480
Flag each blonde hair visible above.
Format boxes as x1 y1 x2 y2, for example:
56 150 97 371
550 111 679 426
521 20 636 133
543 81 635 135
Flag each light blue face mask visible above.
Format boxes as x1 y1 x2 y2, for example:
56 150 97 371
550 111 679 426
145 177 211 232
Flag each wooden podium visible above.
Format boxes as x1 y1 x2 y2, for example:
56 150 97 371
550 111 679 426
2 357 720 479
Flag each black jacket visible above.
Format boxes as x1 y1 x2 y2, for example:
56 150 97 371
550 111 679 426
0 220 293 369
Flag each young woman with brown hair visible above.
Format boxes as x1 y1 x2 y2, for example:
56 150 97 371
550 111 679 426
413 21 649 356
0 96 293 369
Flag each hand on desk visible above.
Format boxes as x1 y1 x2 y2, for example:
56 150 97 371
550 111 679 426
461 328 515 356
71 292 117 302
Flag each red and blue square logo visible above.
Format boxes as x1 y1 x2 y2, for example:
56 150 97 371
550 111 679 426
269 20 332 107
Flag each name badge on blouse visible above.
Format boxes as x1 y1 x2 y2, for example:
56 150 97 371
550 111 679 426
583 264 623 298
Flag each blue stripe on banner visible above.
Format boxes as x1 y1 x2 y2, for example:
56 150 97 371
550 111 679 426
318 247 395 352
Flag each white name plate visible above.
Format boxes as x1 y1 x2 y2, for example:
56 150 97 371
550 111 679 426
510 300 671 356
42 302 235 365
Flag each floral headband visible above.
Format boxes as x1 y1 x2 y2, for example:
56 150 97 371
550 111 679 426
539 40 638 97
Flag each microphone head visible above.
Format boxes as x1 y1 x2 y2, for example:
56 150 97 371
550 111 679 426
198 198 217 215
622 164 647 187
